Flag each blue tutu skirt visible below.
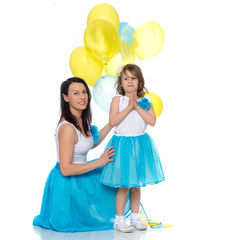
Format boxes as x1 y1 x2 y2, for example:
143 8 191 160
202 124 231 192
100 133 165 188
33 162 130 232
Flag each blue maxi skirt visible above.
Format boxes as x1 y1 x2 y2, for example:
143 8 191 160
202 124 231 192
33 162 130 232
100 133 165 188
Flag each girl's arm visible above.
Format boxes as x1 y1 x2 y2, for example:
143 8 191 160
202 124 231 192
58 124 115 176
92 123 112 148
109 96 133 127
134 102 156 126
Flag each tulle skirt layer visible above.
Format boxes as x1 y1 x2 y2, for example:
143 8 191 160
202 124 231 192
100 133 165 188
33 162 130 232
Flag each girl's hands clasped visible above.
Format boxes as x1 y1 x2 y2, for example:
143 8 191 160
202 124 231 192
98 145 115 167
128 92 137 110
132 91 138 109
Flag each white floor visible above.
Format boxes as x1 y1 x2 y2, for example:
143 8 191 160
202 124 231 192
32 226 172 240
3 206 239 240
6 219 240 240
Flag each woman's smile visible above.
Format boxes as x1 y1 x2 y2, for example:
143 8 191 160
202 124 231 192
78 101 87 106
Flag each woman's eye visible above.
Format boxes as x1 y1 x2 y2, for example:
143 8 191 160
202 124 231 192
74 92 79 95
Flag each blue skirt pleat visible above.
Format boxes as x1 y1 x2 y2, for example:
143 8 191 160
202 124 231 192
100 133 165 188
33 162 130 232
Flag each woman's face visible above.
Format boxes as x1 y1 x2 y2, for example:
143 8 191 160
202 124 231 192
63 82 88 112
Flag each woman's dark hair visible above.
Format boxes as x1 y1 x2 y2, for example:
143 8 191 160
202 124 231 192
59 77 92 136
116 64 148 98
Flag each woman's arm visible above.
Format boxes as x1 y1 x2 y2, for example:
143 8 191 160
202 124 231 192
134 102 156 126
109 96 133 127
58 124 115 176
92 123 112 148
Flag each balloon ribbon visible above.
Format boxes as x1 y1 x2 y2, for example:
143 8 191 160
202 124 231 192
139 203 172 229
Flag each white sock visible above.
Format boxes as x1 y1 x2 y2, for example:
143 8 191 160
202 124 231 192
131 213 140 221
115 215 125 221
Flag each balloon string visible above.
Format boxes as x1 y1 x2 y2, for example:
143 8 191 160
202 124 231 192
139 203 172 229
104 64 108 75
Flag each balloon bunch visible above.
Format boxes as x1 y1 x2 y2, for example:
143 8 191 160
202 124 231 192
69 3 164 116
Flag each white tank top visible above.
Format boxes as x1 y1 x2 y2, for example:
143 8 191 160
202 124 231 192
114 96 148 135
55 121 94 164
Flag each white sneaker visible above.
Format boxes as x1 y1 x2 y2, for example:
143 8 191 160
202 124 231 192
130 219 147 230
114 219 134 233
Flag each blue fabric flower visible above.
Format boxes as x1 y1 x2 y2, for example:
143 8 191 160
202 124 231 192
90 125 100 144
137 98 151 110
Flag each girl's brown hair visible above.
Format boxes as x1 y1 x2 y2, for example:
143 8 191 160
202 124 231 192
116 64 148 98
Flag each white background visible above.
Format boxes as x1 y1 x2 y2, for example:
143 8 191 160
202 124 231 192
1 0 240 239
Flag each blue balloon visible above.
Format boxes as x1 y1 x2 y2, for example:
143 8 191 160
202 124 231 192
118 22 128 36
93 75 117 112
118 22 135 46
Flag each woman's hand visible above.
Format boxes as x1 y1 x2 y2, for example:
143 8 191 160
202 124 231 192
98 145 115 166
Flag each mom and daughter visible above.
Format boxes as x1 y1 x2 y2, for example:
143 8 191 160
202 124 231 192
33 64 165 233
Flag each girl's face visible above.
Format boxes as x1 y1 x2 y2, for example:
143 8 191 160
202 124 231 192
63 82 88 112
121 70 139 94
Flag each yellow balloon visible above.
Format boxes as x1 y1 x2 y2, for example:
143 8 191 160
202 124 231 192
84 19 120 64
148 21 164 58
69 46 103 87
132 21 164 61
148 92 163 118
87 3 120 30
104 40 135 75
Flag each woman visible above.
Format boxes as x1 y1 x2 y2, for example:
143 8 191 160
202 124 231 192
33 77 130 232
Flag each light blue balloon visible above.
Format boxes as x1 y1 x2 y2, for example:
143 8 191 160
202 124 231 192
118 22 135 46
93 75 118 112
118 22 128 36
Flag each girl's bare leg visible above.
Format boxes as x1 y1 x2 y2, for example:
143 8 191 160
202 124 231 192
129 187 147 230
130 187 140 213
115 188 134 232
116 188 130 216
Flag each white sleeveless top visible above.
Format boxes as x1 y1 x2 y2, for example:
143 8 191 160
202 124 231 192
114 96 148 135
56 121 94 164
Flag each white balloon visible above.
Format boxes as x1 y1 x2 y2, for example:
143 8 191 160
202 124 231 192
93 75 118 112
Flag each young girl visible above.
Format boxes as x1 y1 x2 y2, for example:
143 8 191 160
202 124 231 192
100 64 165 233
